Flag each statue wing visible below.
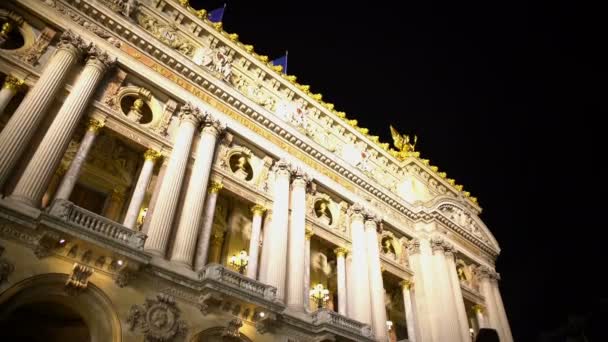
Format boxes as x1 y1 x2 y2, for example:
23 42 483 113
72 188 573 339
390 125 404 150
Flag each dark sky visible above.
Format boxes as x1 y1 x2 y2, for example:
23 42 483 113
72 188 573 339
193 1 604 340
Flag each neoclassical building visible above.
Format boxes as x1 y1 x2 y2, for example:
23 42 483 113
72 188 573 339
0 0 513 341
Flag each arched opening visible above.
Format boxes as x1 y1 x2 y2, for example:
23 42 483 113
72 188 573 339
0 274 121 342
191 326 253 342
0 301 90 341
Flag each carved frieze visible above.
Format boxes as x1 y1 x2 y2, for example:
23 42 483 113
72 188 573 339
136 13 194 56
127 293 188 342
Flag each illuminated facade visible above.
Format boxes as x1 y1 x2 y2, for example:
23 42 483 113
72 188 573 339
0 0 513 341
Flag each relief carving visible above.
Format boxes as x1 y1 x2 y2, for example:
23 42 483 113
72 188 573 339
137 13 194 56
127 293 188 342
16 26 56 65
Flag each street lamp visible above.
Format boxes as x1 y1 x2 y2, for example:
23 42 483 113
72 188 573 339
309 283 330 309
229 250 248 274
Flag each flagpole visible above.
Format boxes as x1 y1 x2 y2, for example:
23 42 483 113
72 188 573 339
285 50 288 74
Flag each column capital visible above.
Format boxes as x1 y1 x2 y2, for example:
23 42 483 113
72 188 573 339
472 304 485 313
430 235 447 254
179 102 206 126
144 149 162 162
201 116 226 137
85 46 116 72
291 166 312 188
347 203 365 222
272 158 292 177
251 204 267 216
334 247 348 257
57 30 88 56
305 227 314 240
443 241 456 258
476 265 500 281
208 180 223 194
400 279 413 290
2 75 25 92
364 213 382 233
406 238 420 255
86 118 105 133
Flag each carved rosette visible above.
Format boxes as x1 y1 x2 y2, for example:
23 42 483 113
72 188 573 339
127 294 187 342
178 103 205 126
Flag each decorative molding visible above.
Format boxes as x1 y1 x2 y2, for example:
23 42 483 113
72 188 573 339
127 293 188 342
16 26 56 65
65 263 94 295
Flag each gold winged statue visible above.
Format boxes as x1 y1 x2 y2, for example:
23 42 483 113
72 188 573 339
389 125 419 160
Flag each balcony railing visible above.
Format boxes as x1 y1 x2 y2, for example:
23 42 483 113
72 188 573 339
46 199 146 250
312 308 373 339
199 263 278 302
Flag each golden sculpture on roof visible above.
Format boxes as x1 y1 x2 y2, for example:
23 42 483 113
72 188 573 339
389 125 418 160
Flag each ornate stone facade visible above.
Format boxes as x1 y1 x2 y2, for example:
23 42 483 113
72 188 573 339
0 1 512 341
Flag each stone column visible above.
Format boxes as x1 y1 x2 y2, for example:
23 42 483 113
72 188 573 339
170 118 224 267
345 251 353 317
0 31 86 190
473 304 487 329
400 280 417 342
445 244 473 342
365 214 388 341
491 273 514 342
286 168 310 311
407 236 436 342
258 210 273 282
208 230 224 264
0 75 25 115
10 48 115 207
334 247 348 315
430 236 464 342
246 204 266 279
478 267 502 340
348 204 372 325
144 104 204 256
105 188 125 221
304 227 313 311
123 149 162 229
193 180 223 271
259 159 291 301
54 118 104 201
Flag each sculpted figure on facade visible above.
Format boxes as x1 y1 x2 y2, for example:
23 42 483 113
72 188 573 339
137 14 194 56
99 0 138 18
196 45 233 81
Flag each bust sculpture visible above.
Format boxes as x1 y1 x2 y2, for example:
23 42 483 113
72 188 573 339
315 200 332 225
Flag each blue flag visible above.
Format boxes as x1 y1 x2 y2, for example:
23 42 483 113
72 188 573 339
208 4 226 23
271 52 288 74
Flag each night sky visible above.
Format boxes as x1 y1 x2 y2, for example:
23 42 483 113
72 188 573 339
193 1 604 340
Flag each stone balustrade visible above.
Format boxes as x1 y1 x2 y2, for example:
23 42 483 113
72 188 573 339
47 199 146 249
312 308 374 340
199 263 278 302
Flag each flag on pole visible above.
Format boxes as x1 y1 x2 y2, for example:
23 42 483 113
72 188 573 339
271 51 288 74
208 3 226 23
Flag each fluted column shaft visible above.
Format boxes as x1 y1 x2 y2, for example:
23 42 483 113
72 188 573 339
286 171 308 310
478 267 512 342
334 247 348 315
54 119 104 201
10 52 114 207
193 181 222 271
445 246 472 342
144 106 202 256
246 205 266 279
260 160 290 301
0 75 24 115
479 275 501 338
348 205 372 324
0 32 83 190
430 237 463 342
345 252 353 317
258 210 272 282
492 278 513 342
303 228 313 311
171 120 223 266
400 280 417 342
123 150 161 229
365 217 388 341
407 237 436 342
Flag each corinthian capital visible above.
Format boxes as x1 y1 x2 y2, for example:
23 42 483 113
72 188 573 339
202 115 226 137
406 238 421 255
271 158 291 177
179 102 205 126
347 203 365 221
290 166 312 188
476 265 499 281
430 235 446 253
57 30 87 55
86 46 116 71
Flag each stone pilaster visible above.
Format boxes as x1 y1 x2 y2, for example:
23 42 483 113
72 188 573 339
286 168 310 311
347 203 372 325
10 47 115 207
260 159 291 301
54 118 104 201
334 247 348 315
400 280 418 342
0 75 25 115
123 149 161 229
0 31 86 190
365 214 388 341
193 180 222 271
170 117 225 266
144 104 204 256
246 204 266 279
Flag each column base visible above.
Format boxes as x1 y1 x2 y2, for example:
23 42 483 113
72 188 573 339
0 197 41 219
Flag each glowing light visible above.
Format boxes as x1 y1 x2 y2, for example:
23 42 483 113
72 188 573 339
229 250 248 274
117 260 124 266
309 283 330 309
259 312 265 318
58 239 66 245
387 320 393 330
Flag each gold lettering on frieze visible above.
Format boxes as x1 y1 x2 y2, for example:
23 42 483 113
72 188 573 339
120 44 354 192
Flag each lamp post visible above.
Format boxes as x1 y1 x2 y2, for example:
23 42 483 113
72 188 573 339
309 283 330 309
229 250 248 274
